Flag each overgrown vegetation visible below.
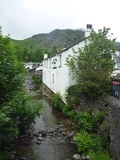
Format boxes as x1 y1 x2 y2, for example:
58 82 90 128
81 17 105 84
50 92 112 159
0 28 42 159
51 93 64 110
50 28 117 160
32 74 42 89
66 27 117 99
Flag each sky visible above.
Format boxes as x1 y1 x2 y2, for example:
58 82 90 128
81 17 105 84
0 0 120 41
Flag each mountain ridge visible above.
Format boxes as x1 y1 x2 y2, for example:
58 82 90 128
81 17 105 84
13 29 85 52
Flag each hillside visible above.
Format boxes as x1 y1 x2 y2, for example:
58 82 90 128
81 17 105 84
13 29 85 52
114 41 120 51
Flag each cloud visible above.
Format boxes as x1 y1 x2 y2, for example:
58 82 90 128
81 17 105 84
0 0 120 40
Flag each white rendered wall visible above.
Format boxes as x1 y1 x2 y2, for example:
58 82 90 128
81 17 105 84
43 38 89 102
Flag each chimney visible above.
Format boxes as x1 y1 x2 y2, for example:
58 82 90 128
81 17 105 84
85 24 92 37
44 54 48 59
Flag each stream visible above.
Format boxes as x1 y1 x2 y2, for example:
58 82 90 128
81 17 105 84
14 72 78 160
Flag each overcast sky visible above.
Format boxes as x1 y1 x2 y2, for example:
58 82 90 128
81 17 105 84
0 0 120 41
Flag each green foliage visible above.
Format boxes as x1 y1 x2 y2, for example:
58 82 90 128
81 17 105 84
62 104 76 119
0 149 11 160
32 75 42 88
0 33 26 104
75 130 95 153
88 150 115 160
114 41 120 51
93 134 105 152
66 27 117 99
100 121 108 132
62 104 71 115
14 44 45 62
31 49 44 62
0 112 18 147
4 93 42 134
67 85 80 97
51 93 64 110
75 130 105 154
94 111 105 123
0 28 42 158
66 85 80 107
13 29 85 54
74 111 94 132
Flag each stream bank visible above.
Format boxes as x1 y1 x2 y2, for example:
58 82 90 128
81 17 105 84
12 72 78 160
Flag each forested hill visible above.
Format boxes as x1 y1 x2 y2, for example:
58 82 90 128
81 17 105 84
12 29 120 62
13 29 85 52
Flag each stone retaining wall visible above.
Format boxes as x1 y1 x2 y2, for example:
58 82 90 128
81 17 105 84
105 97 120 160
41 83 53 97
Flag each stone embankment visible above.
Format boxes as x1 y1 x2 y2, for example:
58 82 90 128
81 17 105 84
104 97 120 160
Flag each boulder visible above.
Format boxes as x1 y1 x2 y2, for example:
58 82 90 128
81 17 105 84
86 155 91 160
10 154 16 159
68 131 75 138
37 137 44 141
39 129 48 137
36 141 41 145
72 154 82 160
48 128 55 133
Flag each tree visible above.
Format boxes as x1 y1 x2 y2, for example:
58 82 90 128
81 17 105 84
0 28 42 159
0 31 25 104
66 27 117 99
31 49 44 62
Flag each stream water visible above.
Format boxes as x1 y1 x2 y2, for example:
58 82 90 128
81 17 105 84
14 72 78 160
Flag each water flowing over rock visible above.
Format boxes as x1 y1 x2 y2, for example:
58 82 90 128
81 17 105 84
14 72 78 160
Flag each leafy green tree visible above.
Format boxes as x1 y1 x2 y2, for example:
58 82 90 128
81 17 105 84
66 27 117 99
0 28 42 159
31 49 44 62
0 31 25 104
50 45 57 56
2 93 42 134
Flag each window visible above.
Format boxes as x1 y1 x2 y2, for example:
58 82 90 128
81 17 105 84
52 59 57 69
59 54 62 67
52 74 54 83
49 58 51 68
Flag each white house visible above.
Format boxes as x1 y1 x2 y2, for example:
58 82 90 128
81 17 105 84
36 63 43 76
24 62 41 70
113 51 120 69
42 25 91 102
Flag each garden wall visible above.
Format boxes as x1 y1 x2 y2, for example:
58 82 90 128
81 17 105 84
105 97 120 160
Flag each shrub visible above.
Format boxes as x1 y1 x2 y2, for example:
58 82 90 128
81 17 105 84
74 111 94 132
93 135 105 152
100 121 108 132
32 75 42 88
3 93 42 134
66 85 80 107
88 150 115 160
94 111 105 123
75 131 105 154
62 104 71 114
66 110 76 120
51 93 64 110
75 130 95 154
67 85 80 97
